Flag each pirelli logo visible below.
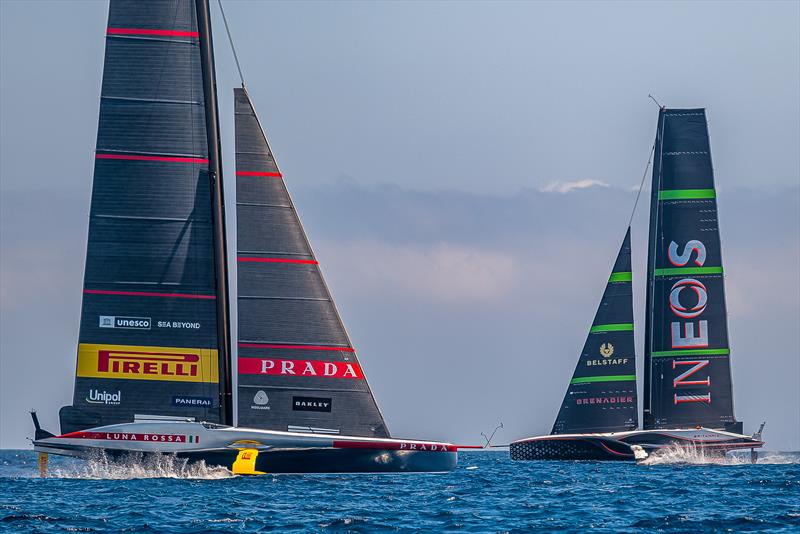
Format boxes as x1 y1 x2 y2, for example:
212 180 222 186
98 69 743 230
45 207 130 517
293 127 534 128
77 344 219 383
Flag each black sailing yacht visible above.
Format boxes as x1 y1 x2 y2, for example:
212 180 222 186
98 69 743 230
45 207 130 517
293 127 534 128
510 107 764 462
31 0 457 474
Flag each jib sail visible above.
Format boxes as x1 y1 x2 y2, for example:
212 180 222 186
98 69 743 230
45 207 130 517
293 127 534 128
234 87 389 438
643 108 738 432
551 228 638 434
61 0 229 433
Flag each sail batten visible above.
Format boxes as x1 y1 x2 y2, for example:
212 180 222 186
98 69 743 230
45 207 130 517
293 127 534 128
643 108 737 431
234 87 389 437
551 228 638 435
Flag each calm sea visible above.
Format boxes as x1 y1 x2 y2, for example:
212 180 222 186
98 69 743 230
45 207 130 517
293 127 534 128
1 449 798 532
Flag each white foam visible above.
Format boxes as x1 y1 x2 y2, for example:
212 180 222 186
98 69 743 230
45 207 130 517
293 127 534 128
48 451 233 479
639 444 800 466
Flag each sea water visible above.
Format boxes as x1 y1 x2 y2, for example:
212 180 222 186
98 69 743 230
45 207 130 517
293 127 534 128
1 449 798 532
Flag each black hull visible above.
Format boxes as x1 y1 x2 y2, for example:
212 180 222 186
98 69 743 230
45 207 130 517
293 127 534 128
35 443 456 474
187 448 457 474
510 436 635 461
510 429 764 462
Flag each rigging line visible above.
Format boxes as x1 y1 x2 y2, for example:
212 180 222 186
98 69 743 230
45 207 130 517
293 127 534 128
627 140 656 228
648 93 664 109
217 0 246 87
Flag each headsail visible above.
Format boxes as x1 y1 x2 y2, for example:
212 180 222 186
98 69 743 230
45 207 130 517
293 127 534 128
551 228 638 434
61 0 227 433
234 88 389 438
643 108 738 432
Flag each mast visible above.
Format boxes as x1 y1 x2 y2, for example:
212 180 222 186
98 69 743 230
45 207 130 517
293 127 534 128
196 0 232 425
642 109 666 430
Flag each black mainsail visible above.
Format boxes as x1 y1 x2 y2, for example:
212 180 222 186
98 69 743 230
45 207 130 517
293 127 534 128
61 0 230 433
643 108 738 432
234 88 389 438
551 228 638 434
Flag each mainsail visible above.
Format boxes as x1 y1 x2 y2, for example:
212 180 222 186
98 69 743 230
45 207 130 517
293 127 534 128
61 0 229 433
234 88 389 438
551 228 638 434
643 108 738 432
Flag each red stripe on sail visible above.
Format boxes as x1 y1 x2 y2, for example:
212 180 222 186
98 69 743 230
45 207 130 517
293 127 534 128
236 171 282 178
84 289 216 300
238 343 354 352
107 28 199 38
237 257 318 265
96 153 208 164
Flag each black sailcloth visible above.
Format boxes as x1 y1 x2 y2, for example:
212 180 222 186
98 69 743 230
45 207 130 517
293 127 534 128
643 108 737 431
551 228 638 434
61 0 223 433
234 88 389 438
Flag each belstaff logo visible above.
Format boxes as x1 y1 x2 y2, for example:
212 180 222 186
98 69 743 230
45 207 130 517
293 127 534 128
76 344 219 383
251 390 271 411
586 343 628 367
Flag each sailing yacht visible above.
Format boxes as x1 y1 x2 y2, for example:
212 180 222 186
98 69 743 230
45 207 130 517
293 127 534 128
510 107 765 462
31 0 457 474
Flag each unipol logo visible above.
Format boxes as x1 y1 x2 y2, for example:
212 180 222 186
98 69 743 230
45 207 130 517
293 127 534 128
86 389 121 405
667 240 712 405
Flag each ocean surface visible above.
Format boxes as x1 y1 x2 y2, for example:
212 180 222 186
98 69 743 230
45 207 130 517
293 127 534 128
1 449 798 533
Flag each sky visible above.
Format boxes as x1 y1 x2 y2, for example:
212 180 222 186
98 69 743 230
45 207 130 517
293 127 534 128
1 1 798 450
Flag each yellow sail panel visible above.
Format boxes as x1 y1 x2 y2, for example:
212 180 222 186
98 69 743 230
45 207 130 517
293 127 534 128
77 344 219 383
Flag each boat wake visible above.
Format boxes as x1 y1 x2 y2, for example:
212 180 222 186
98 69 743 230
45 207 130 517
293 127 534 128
49 451 233 480
639 444 800 466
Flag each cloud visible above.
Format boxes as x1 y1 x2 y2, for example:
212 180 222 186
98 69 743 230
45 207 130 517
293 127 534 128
316 240 520 302
538 179 610 194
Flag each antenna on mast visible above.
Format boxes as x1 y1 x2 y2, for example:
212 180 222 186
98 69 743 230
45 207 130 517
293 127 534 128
648 94 665 110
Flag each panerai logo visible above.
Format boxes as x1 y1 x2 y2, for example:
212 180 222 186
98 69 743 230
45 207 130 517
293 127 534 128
251 390 270 410
99 316 151 330
86 389 121 405
293 396 332 412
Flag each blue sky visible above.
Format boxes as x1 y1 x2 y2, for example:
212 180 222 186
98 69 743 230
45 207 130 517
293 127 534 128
1 1 798 449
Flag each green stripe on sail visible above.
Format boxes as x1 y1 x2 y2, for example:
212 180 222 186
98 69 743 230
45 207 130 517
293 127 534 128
608 271 632 283
590 323 634 333
654 266 723 276
659 189 716 200
570 375 636 385
651 349 730 358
